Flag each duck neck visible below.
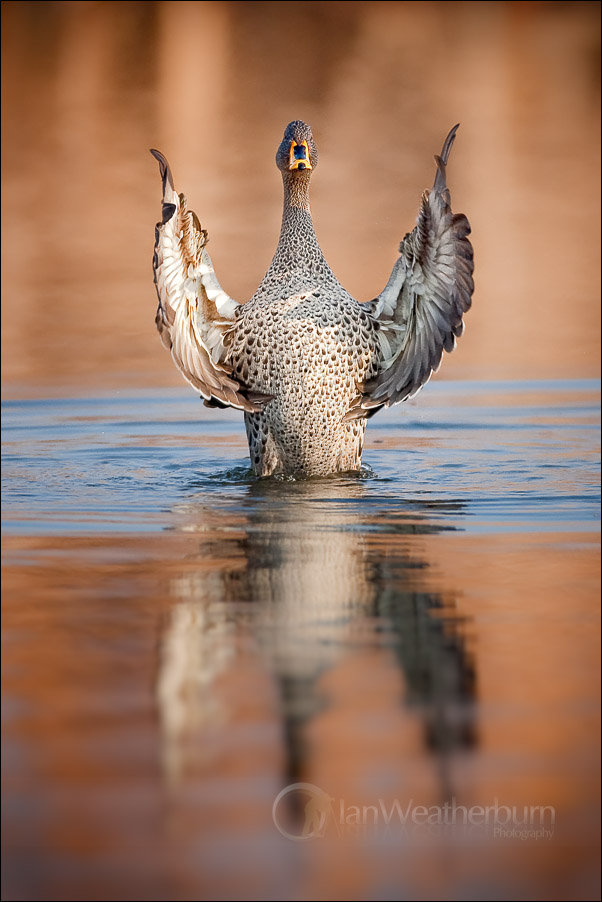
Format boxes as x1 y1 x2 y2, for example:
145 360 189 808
282 170 312 214
267 171 327 279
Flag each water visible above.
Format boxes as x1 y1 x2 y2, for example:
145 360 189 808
2 381 600 901
2 382 599 534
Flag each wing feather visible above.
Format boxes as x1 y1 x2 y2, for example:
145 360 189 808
150 149 271 413
357 125 474 412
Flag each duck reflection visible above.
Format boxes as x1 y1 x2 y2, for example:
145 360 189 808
156 477 476 800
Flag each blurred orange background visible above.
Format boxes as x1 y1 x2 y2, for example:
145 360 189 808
1 0 600 397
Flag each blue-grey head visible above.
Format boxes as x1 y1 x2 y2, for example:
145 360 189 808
275 120 318 174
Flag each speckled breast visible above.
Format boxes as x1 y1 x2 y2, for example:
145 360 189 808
228 289 379 476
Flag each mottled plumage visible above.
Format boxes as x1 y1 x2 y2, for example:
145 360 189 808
151 121 474 477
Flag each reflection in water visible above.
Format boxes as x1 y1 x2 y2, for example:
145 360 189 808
2 385 599 900
157 586 237 785
157 479 475 814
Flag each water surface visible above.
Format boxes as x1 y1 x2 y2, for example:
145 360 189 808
2 381 600 900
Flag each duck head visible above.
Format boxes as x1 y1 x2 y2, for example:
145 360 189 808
276 120 318 174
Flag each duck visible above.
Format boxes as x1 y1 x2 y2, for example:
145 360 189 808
151 120 474 477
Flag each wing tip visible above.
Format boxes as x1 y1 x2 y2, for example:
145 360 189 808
150 148 175 195
440 123 460 164
432 123 461 192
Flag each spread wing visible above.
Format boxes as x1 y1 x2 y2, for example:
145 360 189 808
151 149 270 413
348 125 474 418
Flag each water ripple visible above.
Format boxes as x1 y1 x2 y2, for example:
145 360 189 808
2 381 600 536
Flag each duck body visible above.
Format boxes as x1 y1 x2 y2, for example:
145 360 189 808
151 121 474 478
230 195 378 476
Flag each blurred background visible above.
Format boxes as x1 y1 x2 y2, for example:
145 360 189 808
1 0 600 398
